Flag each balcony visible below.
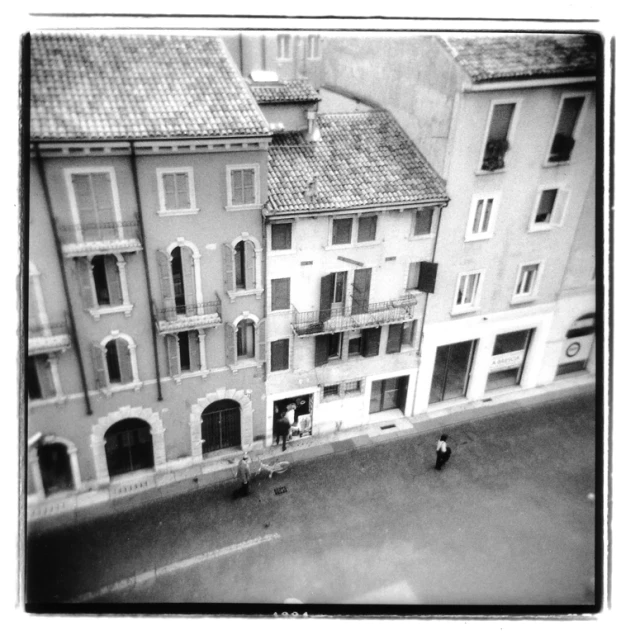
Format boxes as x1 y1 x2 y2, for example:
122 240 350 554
57 220 142 257
28 321 71 356
155 295 222 334
292 295 418 337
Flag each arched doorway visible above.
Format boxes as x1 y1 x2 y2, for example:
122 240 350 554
104 418 154 478
201 399 241 454
38 442 73 496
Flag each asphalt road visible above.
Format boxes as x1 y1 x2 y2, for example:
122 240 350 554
26 391 598 607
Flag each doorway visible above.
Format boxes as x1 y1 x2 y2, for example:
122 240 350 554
429 340 477 404
38 442 74 496
105 419 154 478
369 375 409 414
201 399 242 454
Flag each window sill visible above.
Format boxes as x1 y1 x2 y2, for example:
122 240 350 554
475 168 507 177
225 203 260 212
172 370 208 383
101 381 143 396
542 160 572 168
157 208 200 217
409 234 436 241
88 304 134 319
510 296 537 306
268 249 295 256
269 368 291 374
450 306 480 317
528 224 558 233
227 288 264 301
324 241 382 251
28 395 66 408
229 359 261 373
464 234 493 243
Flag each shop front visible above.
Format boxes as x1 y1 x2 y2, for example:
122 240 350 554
429 340 477 404
485 329 534 392
272 393 314 441
556 313 595 377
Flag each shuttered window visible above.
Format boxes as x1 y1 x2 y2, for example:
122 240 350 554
161 171 192 211
386 324 403 354
27 355 56 400
91 254 123 307
271 278 291 311
230 168 256 206
352 268 371 314
271 223 292 251
71 172 116 233
103 338 134 385
270 339 290 372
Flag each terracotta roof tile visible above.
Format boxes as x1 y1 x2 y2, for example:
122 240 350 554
266 111 448 214
248 79 320 104
442 34 597 83
31 33 270 140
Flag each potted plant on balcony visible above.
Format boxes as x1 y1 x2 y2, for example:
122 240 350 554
549 133 575 162
481 139 510 172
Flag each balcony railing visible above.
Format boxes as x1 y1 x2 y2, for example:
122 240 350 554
155 295 222 334
57 220 142 256
28 321 71 355
292 295 418 337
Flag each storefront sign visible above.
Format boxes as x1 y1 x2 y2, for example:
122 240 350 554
558 335 594 365
489 349 525 372
566 342 581 358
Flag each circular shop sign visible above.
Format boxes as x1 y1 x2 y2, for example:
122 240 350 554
566 342 581 358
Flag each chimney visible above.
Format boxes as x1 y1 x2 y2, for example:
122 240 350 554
305 110 321 142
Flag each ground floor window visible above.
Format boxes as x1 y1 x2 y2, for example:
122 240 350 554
369 375 409 414
104 418 154 478
556 313 595 377
38 442 73 496
485 329 534 392
429 340 477 404
201 399 242 454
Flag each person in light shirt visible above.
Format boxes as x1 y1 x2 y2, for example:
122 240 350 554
435 434 452 471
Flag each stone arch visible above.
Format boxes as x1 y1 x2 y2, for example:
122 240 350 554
189 388 254 461
28 434 82 499
90 406 166 486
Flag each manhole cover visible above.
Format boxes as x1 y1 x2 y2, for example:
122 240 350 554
380 424 396 430
274 486 288 495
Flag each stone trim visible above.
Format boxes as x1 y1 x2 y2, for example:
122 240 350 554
90 406 166 485
189 388 254 462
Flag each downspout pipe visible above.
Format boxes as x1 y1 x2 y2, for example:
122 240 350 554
128 141 163 402
34 143 92 415
412 200 447 418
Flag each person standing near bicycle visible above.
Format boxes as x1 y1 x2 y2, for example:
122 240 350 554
234 452 252 498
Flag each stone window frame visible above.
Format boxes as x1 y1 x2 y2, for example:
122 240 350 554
28 435 83 500
156 166 199 217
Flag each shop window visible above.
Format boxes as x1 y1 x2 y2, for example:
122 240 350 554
331 217 353 245
548 95 586 163
369 375 409 414
227 166 258 208
530 188 569 229
27 355 56 401
513 263 542 302
277 34 292 60
481 102 516 171
270 339 290 372
466 195 498 241
166 331 201 376
413 207 436 237
357 215 377 243
271 277 291 311
157 167 197 215
429 340 476 404
556 314 595 377
271 222 292 251
453 271 482 313
485 329 533 391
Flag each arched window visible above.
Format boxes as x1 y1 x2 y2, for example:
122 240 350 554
74 253 132 317
91 254 123 306
38 442 74 496
104 418 154 478
91 334 138 390
236 319 255 359
201 399 241 454
222 237 262 297
157 245 198 318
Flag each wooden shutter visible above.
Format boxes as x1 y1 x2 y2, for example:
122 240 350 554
271 339 289 372
256 319 266 363
352 268 372 314
223 243 235 293
75 257 96 309
105 255 123 305
315 334 329 367
180 246 197 315
271 278 290 311
116 338 133 384
91 172 115 223
245 241 256 290
319 274 333 322
166 334 180 376
417 261 438 294
176 173 190 210
71 174 96 228
162 174 176 210
188 331 201 371
225 322 237 366
90 343 108 389
386 324 402 354
362 327 381 358
156 250 176 320
35 356 56 398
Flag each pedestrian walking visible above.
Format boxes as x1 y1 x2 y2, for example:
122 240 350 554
435 434 452 471
233 452 251 499
274 411 291 452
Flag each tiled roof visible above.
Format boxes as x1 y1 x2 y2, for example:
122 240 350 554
31 33 270 140
266 111 448 214
442 34 597 83
248 79 320 104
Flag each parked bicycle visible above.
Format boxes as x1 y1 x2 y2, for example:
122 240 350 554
257 459 292 478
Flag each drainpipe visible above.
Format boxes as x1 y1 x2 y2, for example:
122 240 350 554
411 201 447 418
128 142 163 401
238 33 244 76
34 144 92 415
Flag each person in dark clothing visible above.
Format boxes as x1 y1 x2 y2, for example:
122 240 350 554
274 412 291 452
435 434 452 471
233 453 251 498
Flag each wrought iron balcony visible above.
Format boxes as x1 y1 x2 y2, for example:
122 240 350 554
57 220 142 257
155 295 222 334
28 321 71 355
292 295 418 337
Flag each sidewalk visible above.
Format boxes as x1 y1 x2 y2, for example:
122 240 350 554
26 376 596 533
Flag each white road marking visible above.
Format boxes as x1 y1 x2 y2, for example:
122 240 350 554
70 532 281 603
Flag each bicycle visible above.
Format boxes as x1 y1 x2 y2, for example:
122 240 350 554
257 459 292 478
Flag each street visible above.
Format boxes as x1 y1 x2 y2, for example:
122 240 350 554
26 391 597 607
